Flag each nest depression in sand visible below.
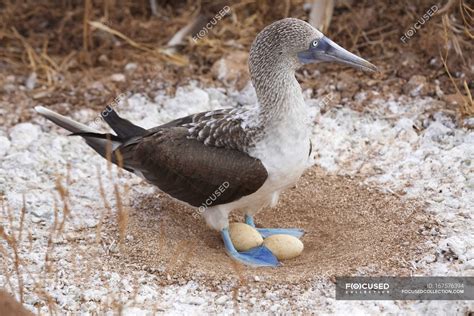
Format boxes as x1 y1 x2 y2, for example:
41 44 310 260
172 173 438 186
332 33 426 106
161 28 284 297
114 167 435 286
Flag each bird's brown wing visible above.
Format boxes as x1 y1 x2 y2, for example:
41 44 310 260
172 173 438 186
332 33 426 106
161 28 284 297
118 127 268 207
146 108 260 151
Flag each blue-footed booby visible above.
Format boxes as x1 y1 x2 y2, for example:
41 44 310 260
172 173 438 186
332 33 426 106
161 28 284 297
36 18 376 267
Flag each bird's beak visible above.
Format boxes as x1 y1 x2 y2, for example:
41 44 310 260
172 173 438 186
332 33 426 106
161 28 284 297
298 36 377 72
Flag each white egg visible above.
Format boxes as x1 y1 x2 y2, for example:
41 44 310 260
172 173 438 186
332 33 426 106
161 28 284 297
263 234 304 260
228 223 263 251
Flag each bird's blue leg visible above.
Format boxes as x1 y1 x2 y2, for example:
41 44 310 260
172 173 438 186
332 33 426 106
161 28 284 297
221 228 280 267
245 215 305 239
245 215 255 227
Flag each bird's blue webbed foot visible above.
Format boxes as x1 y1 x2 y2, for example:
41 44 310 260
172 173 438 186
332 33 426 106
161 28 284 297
245 215 305 239
221 228 280 267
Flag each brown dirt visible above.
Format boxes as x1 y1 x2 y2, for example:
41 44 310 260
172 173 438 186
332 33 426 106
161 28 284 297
112 167 436 287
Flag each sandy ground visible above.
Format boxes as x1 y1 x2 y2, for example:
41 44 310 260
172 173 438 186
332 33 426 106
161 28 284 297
0 84 473 314
120 169 433 285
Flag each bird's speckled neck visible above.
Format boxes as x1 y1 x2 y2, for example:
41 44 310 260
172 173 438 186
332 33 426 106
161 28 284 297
248 18 315 128
251 67 306 125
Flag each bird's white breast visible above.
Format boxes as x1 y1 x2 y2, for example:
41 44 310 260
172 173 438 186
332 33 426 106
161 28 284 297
249 101 312 193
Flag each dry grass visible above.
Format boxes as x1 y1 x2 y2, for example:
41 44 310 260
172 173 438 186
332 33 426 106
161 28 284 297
0 149 137 313
1 194 59 313
439 0 474 118
0 0 471 118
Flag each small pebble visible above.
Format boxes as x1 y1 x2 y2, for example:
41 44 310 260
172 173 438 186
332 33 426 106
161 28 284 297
3 83 16 93
25 72 37 90
98 54 109 63
90 81 105 91
215 295 228 305
183 296 205 305
9 123 40 149
110 73 126 82
124 63 138 73
0 136 11 157
463 117 474 129
270 304 280 312
424 254 436 263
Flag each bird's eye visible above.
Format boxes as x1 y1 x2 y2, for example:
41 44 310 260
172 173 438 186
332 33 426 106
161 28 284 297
311 40 319 47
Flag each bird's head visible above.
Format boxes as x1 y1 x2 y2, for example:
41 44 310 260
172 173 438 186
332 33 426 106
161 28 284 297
249 18 377 78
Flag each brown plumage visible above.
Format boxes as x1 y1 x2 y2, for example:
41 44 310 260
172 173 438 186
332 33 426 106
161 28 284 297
120 126 267 207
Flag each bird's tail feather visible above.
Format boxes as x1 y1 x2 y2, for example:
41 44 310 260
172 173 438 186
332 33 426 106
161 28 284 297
34 106 141 159
35 106 98 134
101 106 146 139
